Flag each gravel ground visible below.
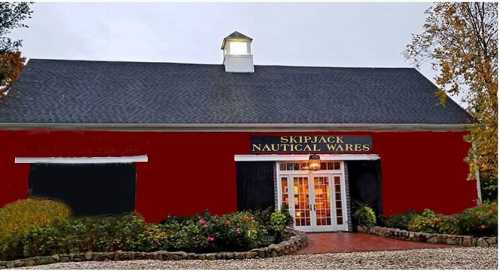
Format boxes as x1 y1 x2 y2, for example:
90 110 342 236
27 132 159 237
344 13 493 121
24 247 497 269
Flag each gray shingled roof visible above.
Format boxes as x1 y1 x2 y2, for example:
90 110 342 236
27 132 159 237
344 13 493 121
0 59 471 125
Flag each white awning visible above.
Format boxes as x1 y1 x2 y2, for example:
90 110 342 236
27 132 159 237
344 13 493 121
15 155 148 164
234 154 380 162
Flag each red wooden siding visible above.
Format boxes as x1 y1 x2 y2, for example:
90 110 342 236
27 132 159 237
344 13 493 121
0 129 477 223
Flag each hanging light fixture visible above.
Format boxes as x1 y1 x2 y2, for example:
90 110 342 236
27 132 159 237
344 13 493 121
308 154 321 171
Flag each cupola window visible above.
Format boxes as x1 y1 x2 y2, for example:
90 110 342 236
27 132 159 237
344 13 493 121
228 41 249 55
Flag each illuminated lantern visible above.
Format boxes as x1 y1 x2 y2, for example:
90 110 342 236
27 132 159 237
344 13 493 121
308 154 321 171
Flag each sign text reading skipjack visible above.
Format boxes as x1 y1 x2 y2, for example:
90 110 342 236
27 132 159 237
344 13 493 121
250 135 372 153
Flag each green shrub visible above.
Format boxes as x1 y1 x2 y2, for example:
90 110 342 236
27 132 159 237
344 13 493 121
382 211 418 230
408 209 442 233
2 214 170 260
437 215 460 235
455 202 497 236
353 206 376 227
480 174 497 202
252 206 292 236
161 211 268 252
0 198 71 242
0 213 156 260
252 207 274 227
385 204 497 237
0 210 284 261
269 210 290 241
279 205 293 227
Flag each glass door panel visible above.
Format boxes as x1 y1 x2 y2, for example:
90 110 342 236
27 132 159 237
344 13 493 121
293 176 311 227
280 177 289 209
333 176 344 225
313 176 332 226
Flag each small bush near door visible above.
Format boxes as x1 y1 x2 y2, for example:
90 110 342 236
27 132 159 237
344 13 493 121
251 206 292 242
0 198 71 242
353 205 377 227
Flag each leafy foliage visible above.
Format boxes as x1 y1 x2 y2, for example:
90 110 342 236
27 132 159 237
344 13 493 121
455 202 497 236
0 198 71 243
269 209 293 241
408 209 443 233
0 51 25 95
0 2 32 96
384 203 497 236
382 210 419 230
0 211 282 261
0 2 33 53
406 3 498 181
160 211 268 252
353 205 377 227
480 173 498 202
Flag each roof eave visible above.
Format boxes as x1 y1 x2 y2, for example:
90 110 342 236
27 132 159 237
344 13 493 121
0 122 473 132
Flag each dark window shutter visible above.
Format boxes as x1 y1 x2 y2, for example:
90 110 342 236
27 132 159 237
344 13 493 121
236 162 275 211
346 160 382 224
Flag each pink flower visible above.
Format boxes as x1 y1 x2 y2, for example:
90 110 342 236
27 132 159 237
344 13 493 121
207 236 215 242
236 228 241 234
199 218 207 225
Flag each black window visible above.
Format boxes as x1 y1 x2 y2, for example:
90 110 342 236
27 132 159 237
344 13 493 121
236 162 275 211
29 163 136 216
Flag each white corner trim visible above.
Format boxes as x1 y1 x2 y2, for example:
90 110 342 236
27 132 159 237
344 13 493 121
15 155 148 164
475 168 482 206
234 154 380 162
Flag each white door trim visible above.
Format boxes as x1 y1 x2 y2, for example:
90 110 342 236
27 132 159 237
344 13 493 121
276 161 348 232
14 155 148 164
235 154 380 162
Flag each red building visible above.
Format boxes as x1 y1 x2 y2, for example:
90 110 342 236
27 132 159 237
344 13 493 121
0 32 478 232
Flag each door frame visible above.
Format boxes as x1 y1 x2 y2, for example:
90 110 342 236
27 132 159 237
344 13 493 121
275 161 349 232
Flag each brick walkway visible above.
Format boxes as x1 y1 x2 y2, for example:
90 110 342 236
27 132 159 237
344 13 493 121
297 232 452 254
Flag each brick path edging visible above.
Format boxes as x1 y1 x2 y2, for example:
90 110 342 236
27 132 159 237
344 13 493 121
0 229 307 269
357 225 497 247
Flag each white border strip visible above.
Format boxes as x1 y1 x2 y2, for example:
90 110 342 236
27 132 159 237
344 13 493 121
234 154 380 161
15 155 148 164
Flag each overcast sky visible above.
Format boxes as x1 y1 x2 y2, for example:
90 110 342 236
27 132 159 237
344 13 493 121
11 2 464 106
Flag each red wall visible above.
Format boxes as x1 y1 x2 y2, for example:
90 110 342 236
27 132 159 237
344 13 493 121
0 129 477 223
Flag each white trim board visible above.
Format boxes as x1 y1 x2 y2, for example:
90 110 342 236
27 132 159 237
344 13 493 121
15 155 148 164
234 154 380 162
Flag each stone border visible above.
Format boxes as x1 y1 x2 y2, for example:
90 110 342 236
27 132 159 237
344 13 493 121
358 225 497 247
0 229 307 269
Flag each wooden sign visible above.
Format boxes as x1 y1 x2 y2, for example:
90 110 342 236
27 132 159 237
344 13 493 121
250 135 373 153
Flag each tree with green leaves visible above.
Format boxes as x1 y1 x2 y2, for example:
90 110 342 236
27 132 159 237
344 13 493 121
0 2 33 95
406 3 498 198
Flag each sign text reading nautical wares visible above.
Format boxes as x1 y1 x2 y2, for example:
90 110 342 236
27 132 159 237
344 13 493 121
250 135 373 153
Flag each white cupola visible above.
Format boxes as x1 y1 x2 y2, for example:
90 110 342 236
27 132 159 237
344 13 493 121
221 31 254 73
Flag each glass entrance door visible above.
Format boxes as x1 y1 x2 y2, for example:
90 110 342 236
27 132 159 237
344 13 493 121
292 176 312 227
278 161 348 232
313 176 333 227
